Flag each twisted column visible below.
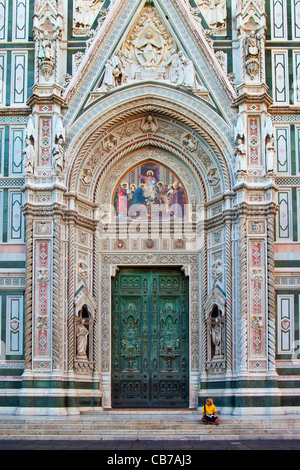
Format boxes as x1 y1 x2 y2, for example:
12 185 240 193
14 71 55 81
225 221 233 372
52 215 63 371
67 219 76 371
238 215 248 374
267 214 276 374
93 229 100 375
24 215 34 372
200 232 207 375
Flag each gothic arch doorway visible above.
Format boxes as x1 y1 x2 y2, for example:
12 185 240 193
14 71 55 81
111 266 189 408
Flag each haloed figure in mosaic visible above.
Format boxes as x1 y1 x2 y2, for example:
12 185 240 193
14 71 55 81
113 162 187 221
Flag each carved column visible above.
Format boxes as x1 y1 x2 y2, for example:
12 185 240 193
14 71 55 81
23 212 34 376
66 212 76 375
266 210 277 377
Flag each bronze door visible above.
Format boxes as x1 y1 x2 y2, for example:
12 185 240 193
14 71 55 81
111 267 189 408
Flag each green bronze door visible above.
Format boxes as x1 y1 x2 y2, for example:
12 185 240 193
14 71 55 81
112 267 189 408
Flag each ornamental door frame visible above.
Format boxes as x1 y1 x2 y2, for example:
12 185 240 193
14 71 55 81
99 252 200 409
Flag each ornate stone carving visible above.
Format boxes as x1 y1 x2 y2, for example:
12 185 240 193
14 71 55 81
38 33 56 80
103 134 118 152
76 321 89 358
78 262 88 283
73 0 104 36
237 0 266 83
207 168 220 186
195 0 227 35
141 115 159 133
81 169 93 185
264 114 276 174
183 134 197 151
211 259 223 281
52 115 66 174
245 30 260 80
234 115 247 174
23 115 36 175
33 3 63 82
96 6 205 94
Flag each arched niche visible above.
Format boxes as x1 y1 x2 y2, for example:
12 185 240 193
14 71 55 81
74 287 97 376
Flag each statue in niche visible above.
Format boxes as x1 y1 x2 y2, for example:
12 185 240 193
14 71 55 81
245 30 259 59
76 321 89 359
264 114 276 174
37 30 56 81
38 33 55 62
266 135 275 173
210 315 223 357
245 30 260 80
234 137 247 173
52 136 65 174
23 137 35 174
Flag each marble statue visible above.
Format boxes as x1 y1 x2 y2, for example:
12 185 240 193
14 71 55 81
74 0 103 28
210 316 223 357
266 136 275 173
23 137 35 174
52 136 65 173
196 0 227 33
235 137 247 173
76 321 89 358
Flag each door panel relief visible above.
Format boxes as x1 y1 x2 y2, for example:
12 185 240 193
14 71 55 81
112 267 189 408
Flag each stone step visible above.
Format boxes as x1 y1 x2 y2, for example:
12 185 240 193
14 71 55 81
0 420 300 429
0 432 298 440
0 413 299 440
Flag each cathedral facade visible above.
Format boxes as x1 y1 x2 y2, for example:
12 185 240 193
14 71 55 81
0 0 299 415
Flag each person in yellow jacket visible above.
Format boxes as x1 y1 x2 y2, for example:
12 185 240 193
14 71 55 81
202 397 220 424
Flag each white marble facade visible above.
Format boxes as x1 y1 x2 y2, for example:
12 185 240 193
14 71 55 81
0 0 299 415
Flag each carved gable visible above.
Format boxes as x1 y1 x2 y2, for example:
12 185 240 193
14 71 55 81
89 5 208 103
64 0 236 127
